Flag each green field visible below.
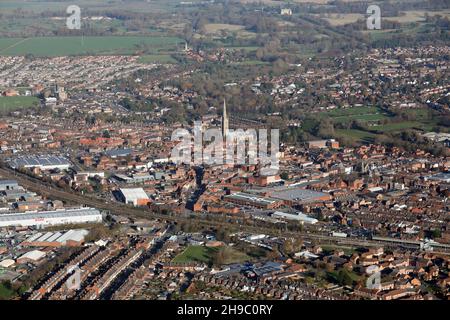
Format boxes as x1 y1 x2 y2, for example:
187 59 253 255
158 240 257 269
138 54 177 64
0 36 182 56
173 246 218 264
371 121 424 132
172 245 249 265
335 129 377 142
0 0 184 13
0 96 40 112
321 106 390 123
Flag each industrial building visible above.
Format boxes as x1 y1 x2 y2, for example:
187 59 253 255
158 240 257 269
0 207 102 228
267 187 331 205
22 229 89 247
8 155 71 170
272 211 318 224
224 192 282 209
16 250 46 264
116 188 150 206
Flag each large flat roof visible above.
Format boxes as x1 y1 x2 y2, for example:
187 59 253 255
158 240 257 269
8 155 71 169
269 188 329 202
119 188 149 201
0 207 101 222
225 192 279 206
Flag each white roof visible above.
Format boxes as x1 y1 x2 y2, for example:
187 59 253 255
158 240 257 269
19 250 46 261
24 229 88 245
119 188 149 201
0 207 101 223
26 232 43 243
46 232 63 242
0 259 15 268
36 232 55 242
57 229 89 243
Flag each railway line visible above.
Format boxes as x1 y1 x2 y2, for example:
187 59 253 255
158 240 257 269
1 165 449 255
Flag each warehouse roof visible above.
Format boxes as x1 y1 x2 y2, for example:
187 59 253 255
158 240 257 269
269 188 329 202
105 148 132 158
119 188 149 201
0 207 101 222
19 250 46 261
272 211 318 224
225 192 279 206
24 229 89 245
8 155 71 169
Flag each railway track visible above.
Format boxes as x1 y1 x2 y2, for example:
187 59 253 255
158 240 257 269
1 165 448 254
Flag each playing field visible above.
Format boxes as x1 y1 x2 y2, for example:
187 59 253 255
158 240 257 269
0 96 40 112
172 246 218 264
321 106 390 123
172 245 249 265
0 36 182 56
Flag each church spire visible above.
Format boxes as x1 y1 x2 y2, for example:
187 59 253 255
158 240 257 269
222 98 229 138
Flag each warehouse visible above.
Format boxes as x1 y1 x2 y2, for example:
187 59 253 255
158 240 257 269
8 155 71 170
267 187 331 205
224 192 282 209
0 207 102 228
22 229 89 247
116 188 150 206
272 211 318 224
17 250 46 264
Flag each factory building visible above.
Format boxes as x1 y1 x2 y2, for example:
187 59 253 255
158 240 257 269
0 207 102 228
8 155 71 170
22 229 89 247
224 192 282 209
116 188 150 206
272 211 318 224
267 187 331 205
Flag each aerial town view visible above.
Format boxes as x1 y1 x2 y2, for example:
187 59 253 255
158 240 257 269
0 0 449 309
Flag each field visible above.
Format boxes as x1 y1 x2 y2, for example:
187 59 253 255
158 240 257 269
172 246 217 264
384 10 450 23
138 54 177 64
0 36 182 56
320 106 390 124
204 24 245 34
0 96 40 112
335 129 377 143
318 13 364 26
318 10 450 27
172 245 249 265
0 0 184 13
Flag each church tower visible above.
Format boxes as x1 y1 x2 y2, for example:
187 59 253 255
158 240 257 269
222 99 229 139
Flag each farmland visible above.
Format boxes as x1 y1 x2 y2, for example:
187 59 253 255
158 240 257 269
318 9 450 27
0 36 181 57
